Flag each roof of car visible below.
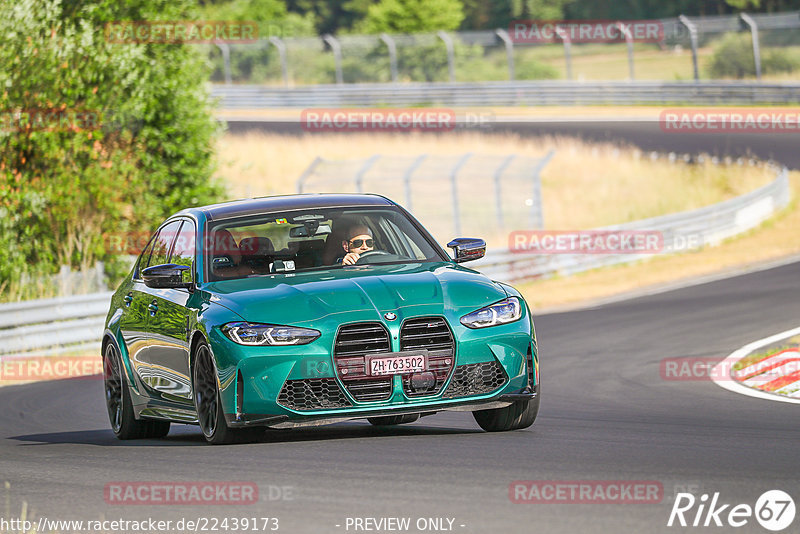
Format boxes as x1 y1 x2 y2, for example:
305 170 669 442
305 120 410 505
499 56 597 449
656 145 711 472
176 193 396 221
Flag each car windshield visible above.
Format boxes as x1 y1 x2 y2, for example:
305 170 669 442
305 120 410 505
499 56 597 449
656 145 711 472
205 207 444 281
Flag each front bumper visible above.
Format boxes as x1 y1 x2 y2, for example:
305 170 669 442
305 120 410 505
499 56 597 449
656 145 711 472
210 313 538 427
225 387 538 429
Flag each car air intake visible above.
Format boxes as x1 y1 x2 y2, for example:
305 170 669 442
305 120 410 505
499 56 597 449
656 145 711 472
277 378 352 411
442 361 507 398
399 317 455 397
334 322 393 402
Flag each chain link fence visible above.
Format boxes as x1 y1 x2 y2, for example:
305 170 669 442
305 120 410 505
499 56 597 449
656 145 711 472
207 12 800 85
296 152 554 245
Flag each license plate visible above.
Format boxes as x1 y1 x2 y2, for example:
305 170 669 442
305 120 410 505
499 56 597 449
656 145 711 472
368 353 427 376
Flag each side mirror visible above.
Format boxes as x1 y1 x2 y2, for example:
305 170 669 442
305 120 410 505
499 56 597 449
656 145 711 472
447 238 486 263
142 264 192 289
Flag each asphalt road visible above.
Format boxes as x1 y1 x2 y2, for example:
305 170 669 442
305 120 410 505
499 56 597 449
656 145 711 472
1 259 799 533
1 121 799 533
225 119 800 170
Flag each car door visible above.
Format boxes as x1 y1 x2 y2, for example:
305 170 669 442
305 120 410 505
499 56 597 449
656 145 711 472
119 232 157 377
133 219 187 400
141 219 197 403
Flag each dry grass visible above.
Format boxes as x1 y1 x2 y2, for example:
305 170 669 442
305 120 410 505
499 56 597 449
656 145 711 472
517 171 800 311
213 131 795 312
215 131 773 234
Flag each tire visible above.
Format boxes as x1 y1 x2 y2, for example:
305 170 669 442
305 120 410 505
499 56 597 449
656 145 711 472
103 342 170 440
472 394 540 432
367 413 420 426
193 341 262 445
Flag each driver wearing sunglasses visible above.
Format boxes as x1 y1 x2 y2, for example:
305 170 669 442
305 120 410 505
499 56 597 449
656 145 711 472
341 224 375 265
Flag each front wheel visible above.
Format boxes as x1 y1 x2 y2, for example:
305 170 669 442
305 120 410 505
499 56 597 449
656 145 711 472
472 394 539 432
193 342 262 445
103 342 170 440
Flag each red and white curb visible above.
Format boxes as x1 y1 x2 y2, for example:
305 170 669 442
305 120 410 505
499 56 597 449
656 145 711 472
712 326 800 404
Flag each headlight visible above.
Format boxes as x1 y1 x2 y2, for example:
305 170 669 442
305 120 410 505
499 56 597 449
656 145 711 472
222 322 320 346
460 297 522 329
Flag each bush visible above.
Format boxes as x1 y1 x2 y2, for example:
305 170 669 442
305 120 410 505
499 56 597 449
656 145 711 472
707 33 797 79
0 0 224 299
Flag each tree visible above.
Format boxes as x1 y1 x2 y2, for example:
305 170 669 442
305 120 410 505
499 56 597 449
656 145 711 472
356 0 465 34
199 0 316 37
0 0 224 298
723 0 761 8
285 0 370 35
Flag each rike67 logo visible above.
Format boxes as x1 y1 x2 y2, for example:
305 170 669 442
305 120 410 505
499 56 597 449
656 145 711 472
668 490 795 531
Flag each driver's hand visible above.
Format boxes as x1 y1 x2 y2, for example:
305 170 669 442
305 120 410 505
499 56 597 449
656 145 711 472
342 252 360 265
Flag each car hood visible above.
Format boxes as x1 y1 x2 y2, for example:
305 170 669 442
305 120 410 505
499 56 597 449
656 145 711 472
202 262 507 327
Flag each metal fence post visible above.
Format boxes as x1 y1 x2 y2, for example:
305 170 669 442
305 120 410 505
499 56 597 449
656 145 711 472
95 261 106 292
380 33 399 83
678 15 699 82
529 150 555 229
740 13 762 81
354 155 380 193
403 154 427 211
322 34 343 84
495 29 515 81
58 265 70 297
616 22 635 80
450 153 472 236
554 26 572 81
493 155 516 228
215 43 232 84
437 31 456 82
269 36 289 87
296 157 323 193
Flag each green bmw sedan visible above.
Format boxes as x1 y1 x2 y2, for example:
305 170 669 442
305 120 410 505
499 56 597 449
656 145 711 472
102 194 539 444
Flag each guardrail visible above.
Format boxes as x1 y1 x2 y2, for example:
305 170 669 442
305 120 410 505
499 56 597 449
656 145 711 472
472 166 791 282
0 166 790 357
211 81 800 108
0 292 112 358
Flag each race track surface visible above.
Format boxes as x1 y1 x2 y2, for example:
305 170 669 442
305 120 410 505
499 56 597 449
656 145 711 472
2 260 799 533
226 119 800 170
2 122 798 533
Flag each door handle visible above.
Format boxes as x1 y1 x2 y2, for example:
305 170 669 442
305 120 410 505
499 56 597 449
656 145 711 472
148 301 159 316
123 294 133 307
